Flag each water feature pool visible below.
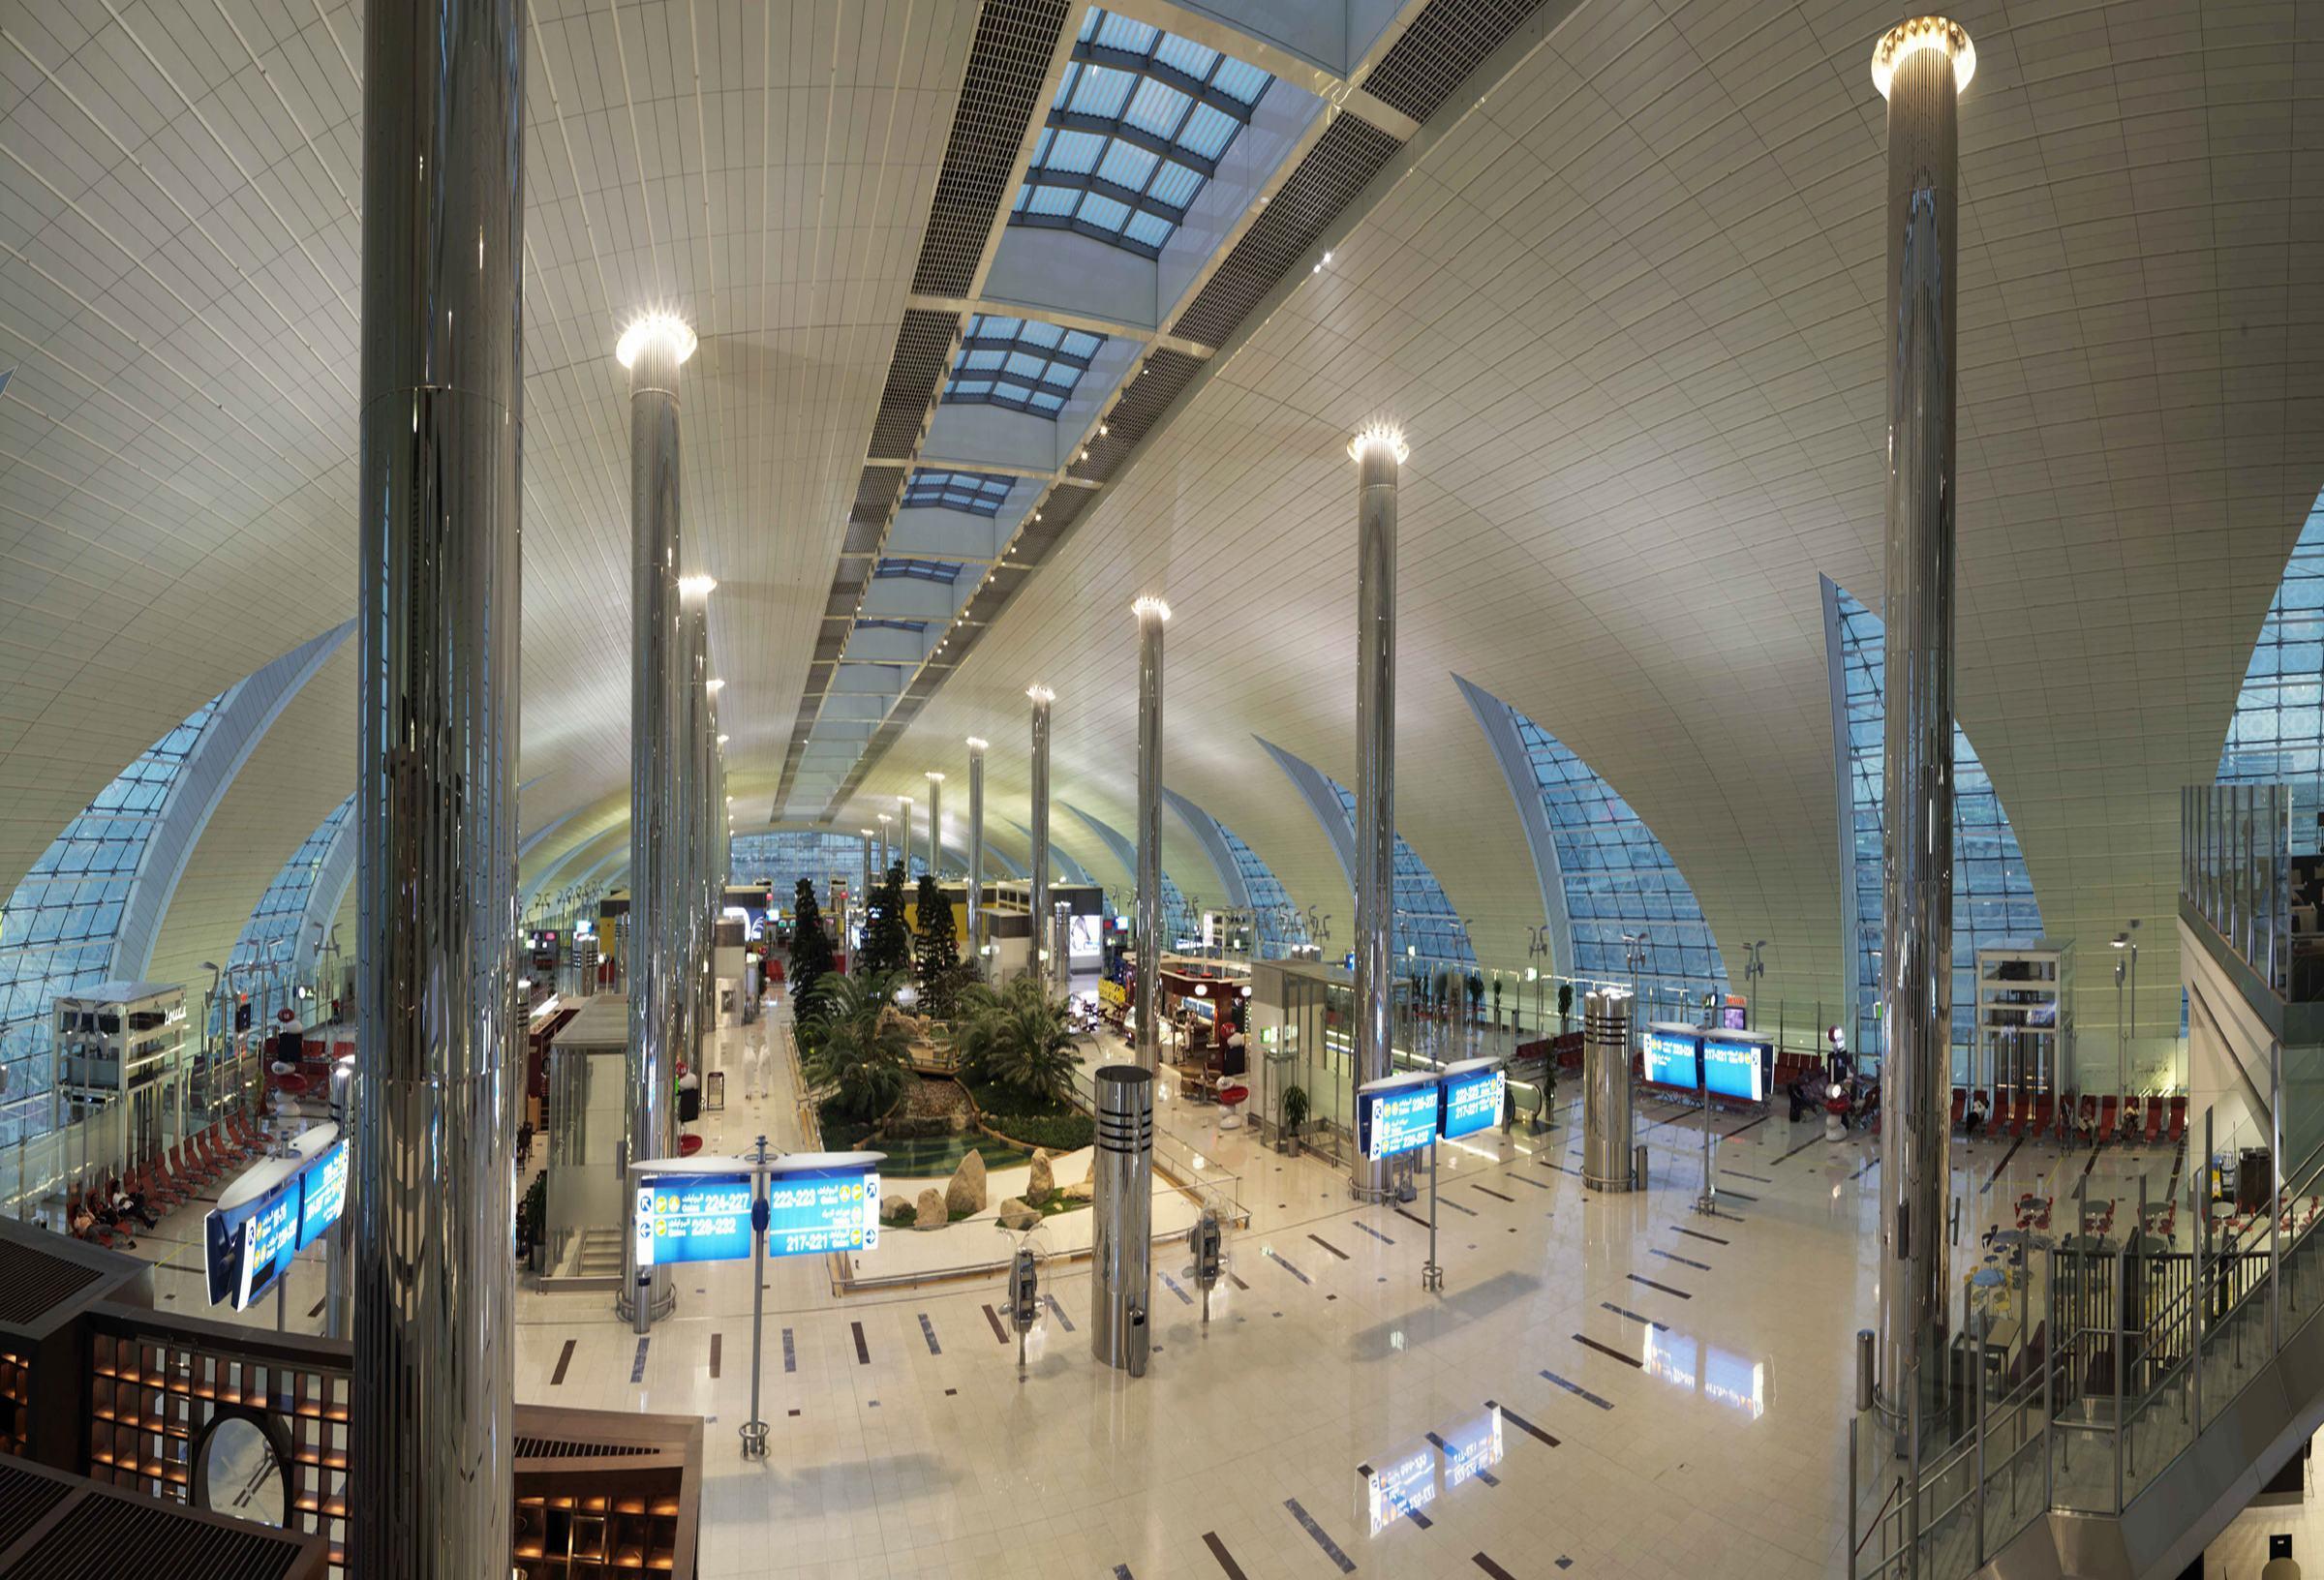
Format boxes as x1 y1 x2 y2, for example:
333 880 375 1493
870 1132 1032 1179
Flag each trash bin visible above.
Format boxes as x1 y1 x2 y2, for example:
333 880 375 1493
1126 1306 1149 1378
1634 1141 1649 1191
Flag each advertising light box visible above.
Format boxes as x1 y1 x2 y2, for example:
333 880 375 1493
637 1172 756 1267
1700 1037 1767 1103
1640 1027 1699 1087
1439 1060 1505 1139
1359 1074 1441 1161
763 1162 881 1258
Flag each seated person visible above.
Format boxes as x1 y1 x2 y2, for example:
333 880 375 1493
115 1185 157 1229
1963 1090 1991 1138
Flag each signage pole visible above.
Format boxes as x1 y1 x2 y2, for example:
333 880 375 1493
1423 1140 1443 1292
276 1268 287 1333
1696 1042 1717 1217
741 1134 773 1459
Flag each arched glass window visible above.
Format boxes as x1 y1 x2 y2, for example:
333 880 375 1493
731 831 883 902
217 795 355 1036
0 694 225 1142
1823 577 2044 1062
1321 777 1476 970
2220 492 2324 790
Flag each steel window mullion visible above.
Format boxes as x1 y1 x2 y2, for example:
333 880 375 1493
1044 109 1218 178
1070 41 1255 121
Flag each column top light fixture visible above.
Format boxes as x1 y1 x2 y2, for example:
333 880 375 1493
716 733 729 745
1870 15 1973 97
877 813 893 824
1132 595 1172 623
926 771 946 782
615 311 699 368
861 828 875 836
704 678 724 694
1027 684 1055 703
1348 423 1409 464
965 736 988 751
678 575 718 600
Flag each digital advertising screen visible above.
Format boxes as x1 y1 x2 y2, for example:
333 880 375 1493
1639 1028 1699 1088
1439 1062 1505 1140
1360 1076 1441 1161
763 1162 881 1259
295 1140 348 1253
1700 1038 1767 1102
638 1172 756 1267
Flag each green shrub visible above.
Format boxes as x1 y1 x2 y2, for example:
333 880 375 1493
985 1112 1093 1152
800 969 915 1121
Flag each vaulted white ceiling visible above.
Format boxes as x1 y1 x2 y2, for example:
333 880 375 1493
0 0 2314 1038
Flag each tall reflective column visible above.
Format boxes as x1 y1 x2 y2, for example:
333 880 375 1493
925 772 945 880
1871 15 1973 1440
860 831 874 938
1350 427 1407 1201
898 797 913 881
1027 686 1054 988
615 314 697 1332
694 646 719 1047
876 814 891 878
352 0 522 1567
965 739 988 969
1132 597 1170 1070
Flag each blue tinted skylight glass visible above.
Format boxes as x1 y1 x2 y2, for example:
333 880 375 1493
942 316 1107 419
874 558 961 584
2220 490 2324 795
857 618 928 633
902 469 1016 516
1322 777 1476 970
1010 8 1271 258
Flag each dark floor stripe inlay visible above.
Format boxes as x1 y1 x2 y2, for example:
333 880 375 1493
850 1321 870 1364
1982 1136 2025 1193
983 1303 1008 1343
1773 1135 1823 1165
1601 1301 1667 1331
551 1339 575 1386
1475 1554 1518 1580
1650 1248 1712 1272
1202 1533 1247 1580
1264 1247 1312 1286
1439 1194 1479 1217
1539 1368 1615 1411
1723 1112 1771 1140
1045 1292 1077 1330
1489 1399 1561 1445
918 1312 941 1354
1308 1232 1350 1260
1721 1167 1773 1183
1627 1272 1692 1299
1395 1206 1432 1230
1354 1220 1395 1244
1162 1271 1194 1305
1672 1225 1728 1245
1505 1170 1549 1188
709 1333 721 1378
1717 1188 1758 1202
1425 1430 1500 1486
1473 1184 1514 1202
1226 1272 1249 1291
629 1338 649 1384
1284 1499 1358 1571
781 1327 796 1372
1574 1332 1642 1369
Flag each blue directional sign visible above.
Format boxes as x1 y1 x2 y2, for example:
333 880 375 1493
236 1189 300 1309
637 1172 756 1267
1440 1406 1505 1490
1366 1443 1437 1534
1439 1061 1505 1139
1700 1037 1767 1102
1640 1027 1699 1088
205 1125 346 1310
1359 1073 1442 1161
763 1162 880 1258
294 1139 347 1253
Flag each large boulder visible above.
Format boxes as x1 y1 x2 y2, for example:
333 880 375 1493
945 1148 988 1215
1026 1148 1055 1202
880 1194 912 1225
913 1188 948 1230
995 1197 1040 1231
1061 1177 1095 1203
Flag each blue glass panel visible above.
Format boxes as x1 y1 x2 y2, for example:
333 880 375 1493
2220 492 2324 795
944 318 1105 420
1321 778 1476 970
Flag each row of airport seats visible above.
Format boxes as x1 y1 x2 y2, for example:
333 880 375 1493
1950 1088 2187 1143
68 1110 269 1250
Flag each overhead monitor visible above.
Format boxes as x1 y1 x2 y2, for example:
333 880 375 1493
1358 1073 1441 1161
1700 1036 1769 1103
1439 1059 1505 1140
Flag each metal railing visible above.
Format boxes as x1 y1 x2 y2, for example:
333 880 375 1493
1850 1103 2324 1578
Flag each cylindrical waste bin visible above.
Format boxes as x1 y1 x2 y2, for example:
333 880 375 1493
1582 988 1636 1192
1091 1065 1154 1370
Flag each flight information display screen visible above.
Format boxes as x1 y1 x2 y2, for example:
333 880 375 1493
763 1163 880 1258
1439 1064 1505 1139
636 1173 756 1266
204 1130 349 1310
295 1140 347 1253
1360 1077 1441 1161
1700 1037 1767 1102
1640 1028 1698 1087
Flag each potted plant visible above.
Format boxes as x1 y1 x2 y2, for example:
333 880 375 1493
1280 1083 1310 1157
1557 982 1574 1035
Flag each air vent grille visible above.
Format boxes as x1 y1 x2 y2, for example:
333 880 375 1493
0 1239 102 1328
1069 349 1203 481
869 311 962 461
1172 115 1402 349
1361 0 1550 124
913 0 1073 296
7 1489 316 1579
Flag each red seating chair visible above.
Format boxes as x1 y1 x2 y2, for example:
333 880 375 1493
1950 1089 1966 1128
2144 1099 2166 1143
2168 1095 2188 1141
2097 1097 2119 1138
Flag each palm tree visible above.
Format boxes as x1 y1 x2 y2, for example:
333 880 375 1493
951 977 1078 1104
801 969 915 1121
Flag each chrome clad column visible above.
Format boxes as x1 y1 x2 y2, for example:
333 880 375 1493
1089 1065 1155 1371
1132 597 1169 1070
1028 686 1054 986
616 314 695 1332
965 740 988 969
925 773 945 879
680 600 707 1065
353 0 521 1567
898 797 913 880
1581 989 1636 1192
1871 15 1972 1439
860 831 874 940
1351 428 1405 1201
877 816 890 876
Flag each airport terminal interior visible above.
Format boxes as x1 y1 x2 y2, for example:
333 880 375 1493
0 0 2320 1576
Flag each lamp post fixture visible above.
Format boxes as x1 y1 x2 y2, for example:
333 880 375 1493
1744 939 1767 1031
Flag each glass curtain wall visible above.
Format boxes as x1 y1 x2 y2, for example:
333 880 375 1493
2219 492 2324 794
1322 777 1478 972
1824 577 2044 1069
730 831 885 900
215 794 354 1040
1216 818 1310 958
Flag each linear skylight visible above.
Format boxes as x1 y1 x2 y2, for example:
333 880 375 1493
943 315 1107 416
1010 9 1271 259
902 469 1016 517
874 559 963 584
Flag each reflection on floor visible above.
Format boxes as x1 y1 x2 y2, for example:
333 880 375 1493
515 989 2203 1580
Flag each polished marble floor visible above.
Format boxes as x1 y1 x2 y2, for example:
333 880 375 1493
503 990 2194 1580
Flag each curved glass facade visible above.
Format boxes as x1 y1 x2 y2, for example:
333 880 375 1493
1501 704 1728 1014
731 831 878 904
2219 493 2324 790
1215 817 1308 957
217 794 355 1035
1824 577 2044 1063
1322 777 1477 971
0 694 226 1142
